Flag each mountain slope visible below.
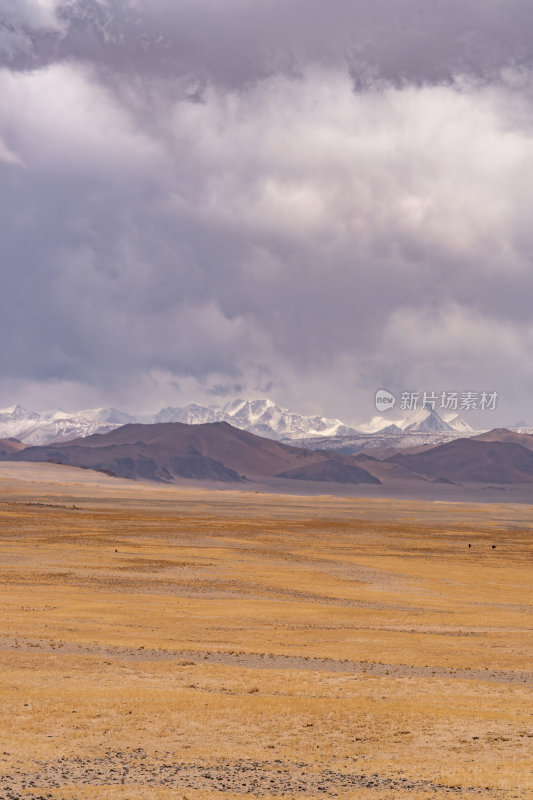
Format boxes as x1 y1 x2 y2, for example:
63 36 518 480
8 421 381 485
277 460 380 484
471 428 533 452
389 438 533 484
0 438 26 458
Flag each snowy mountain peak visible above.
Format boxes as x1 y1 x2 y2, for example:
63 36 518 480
404 407 454 433
357 416 396 434
0 405 137 446
0 397 477 447
152 398 358 440
75 408 137 425
356 407 472 435
154 403 221 425
0 404 39 421
0 398 362 445
441 413 473 433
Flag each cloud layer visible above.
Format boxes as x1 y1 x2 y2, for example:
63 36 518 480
1 1 533 422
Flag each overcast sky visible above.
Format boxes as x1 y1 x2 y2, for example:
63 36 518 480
1 0 533 425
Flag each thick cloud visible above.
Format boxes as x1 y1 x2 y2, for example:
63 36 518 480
4 0 533 87
1 1 533 423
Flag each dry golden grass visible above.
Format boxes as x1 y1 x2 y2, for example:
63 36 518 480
0 464 532 798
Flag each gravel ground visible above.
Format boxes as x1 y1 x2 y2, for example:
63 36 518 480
1 636 532 687
0 749 516 798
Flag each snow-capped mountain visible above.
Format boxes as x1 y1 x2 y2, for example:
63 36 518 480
404 408 455 433
0 405 40 439
155 403 221 426
154 398 359 440
0 399 356 445
0 405 136 446
0 399 475 447
441 413 473 433
357 407 472 435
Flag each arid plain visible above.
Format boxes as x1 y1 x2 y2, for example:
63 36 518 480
0 462 532 799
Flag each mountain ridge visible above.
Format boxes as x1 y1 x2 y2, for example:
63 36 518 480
6 421 381 486
0 399 482 446
388 437 533 484
5 422 533 492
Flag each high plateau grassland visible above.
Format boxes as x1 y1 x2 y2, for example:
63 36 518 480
0 463 532 799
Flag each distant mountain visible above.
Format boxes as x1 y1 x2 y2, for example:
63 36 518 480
0 399 357 445
0 405 40 439
471 428 533 452
8 421 381 485
0 399 488 449
0 405 136 446
404 408 455 433
155 403 221 425
389 437 533 484
0 438 26 458
442 413 475 434
8 422 533 494
154 398 359 440
358 407 471 435
154 400 478 441
287 428 468 458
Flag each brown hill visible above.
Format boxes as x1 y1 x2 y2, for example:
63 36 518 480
278 460 380 484
8 422 381 485
353 453 431 484
471 428 533 452
389 438 533 484
0 438 26 458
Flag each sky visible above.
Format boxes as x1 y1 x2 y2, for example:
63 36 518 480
1 0 533 426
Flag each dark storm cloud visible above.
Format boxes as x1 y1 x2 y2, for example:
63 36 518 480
1 1 533 421
3 0 533 86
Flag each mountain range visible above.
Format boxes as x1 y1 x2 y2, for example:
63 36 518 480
0 405 136 446
4 421 533 494
6 422 381 486
0 399 481 447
